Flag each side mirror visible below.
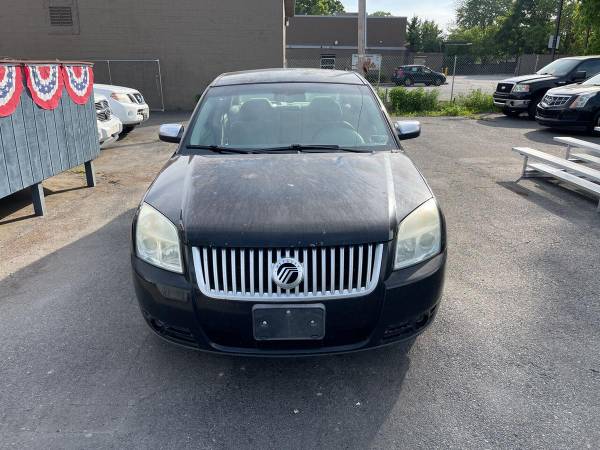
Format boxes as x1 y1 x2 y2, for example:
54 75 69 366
395 120 421 140
573 70 587 81
159 123 184 143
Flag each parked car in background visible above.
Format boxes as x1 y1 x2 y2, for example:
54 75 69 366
94 84 149 133
392 65 446 87
493 55 600 119
536 72 600 134
132 69 446 356
95 94 122 146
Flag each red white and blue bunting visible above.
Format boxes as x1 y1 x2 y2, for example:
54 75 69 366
25 64 63 110
0 64 23 117
62 65 93 104
0 62 95 116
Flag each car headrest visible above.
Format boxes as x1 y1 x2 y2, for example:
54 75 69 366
307 97 342 122
239 98 273 121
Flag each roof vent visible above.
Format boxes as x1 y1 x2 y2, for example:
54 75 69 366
49 6 73 26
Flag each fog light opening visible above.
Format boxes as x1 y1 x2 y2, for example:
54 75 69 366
415 314 429 328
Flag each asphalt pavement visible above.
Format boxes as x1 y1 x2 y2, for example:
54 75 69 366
1 113 599 449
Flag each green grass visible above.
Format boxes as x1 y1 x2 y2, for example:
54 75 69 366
379 87 497 117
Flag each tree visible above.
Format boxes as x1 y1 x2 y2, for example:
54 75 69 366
456 0 512 28
406 16 444 53
420 20 444 52
295 0 345 15
370 11 392 17
407 16 423 51
496 0 557 56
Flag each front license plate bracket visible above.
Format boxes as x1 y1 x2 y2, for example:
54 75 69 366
253 304 325 341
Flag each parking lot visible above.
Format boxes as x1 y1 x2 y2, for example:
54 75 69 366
1 113 599 448
381 74 507 100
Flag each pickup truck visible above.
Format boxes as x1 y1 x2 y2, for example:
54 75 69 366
493 56 600 118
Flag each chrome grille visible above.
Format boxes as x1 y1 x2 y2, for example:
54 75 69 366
496 82 514 93
192 244 384 301
95 100 111 121
129 93 144 104
95 100 109 110
541 94 572 107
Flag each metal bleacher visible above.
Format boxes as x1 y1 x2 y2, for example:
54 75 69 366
512 134 600 212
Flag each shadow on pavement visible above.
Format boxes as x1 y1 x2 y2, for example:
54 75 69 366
0 185 86 225
477 115 600 147
476 115 534 129
0 210 413 448
497 180 599 222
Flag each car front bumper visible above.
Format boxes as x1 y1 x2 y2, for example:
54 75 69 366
111 100 150 125
493 97 530 109
132 250 446 356
97 117 122 144
535 106 595 128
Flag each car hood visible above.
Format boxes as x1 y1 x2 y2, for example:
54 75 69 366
94 83 140 94
547 83 600 95
501 74 558 84
143 152 433 247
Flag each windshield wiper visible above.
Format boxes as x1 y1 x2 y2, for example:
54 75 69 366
185 144 253 154
259 144 373 153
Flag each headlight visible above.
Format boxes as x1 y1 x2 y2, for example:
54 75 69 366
394 198 442 270
135 203 183 273
569 93 595 109
512 84 530 93
111 92 132 103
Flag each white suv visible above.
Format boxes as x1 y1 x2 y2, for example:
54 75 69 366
95 94 122 146
94 83 150 133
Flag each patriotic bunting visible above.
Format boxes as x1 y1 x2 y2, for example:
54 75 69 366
62 65 94 104
0 62 94 116
25 64 63 110
0 64 23 117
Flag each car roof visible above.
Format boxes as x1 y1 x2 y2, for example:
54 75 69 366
211 68 366 86
559 55 600 60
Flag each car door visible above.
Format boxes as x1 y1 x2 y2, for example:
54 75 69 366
412 66 424 83
422 67 434 84
575 59 600 80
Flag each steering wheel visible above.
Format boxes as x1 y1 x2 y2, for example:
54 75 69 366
312 123 365 146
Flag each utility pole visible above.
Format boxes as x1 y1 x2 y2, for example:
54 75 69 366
551 0 564 60
358 0 367 75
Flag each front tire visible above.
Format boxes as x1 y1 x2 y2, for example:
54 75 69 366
404 78 414 87
434 78 443 86
588 110 600 136
528 97 541 120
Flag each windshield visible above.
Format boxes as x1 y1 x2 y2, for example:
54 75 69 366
583 73 600 85
184 83 396 152
536 59 579 76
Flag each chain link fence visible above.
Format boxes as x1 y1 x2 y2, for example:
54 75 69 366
287 53 561 102
91 59 165 111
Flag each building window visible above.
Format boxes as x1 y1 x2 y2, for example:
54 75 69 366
49 6 73 26
320 55 336 70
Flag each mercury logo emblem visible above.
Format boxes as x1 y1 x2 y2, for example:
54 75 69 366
272 258 303 289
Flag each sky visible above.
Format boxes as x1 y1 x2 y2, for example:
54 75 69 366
340 0 457 31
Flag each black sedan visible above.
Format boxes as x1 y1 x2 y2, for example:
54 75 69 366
392 65 446 87
536 72 600 134
132 68 446 356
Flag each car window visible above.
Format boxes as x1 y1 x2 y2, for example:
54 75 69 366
423 68 432 74
582 73 600 85
185 83 396 151
576 60 600 78
411 67 418 73
536 58 579 76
